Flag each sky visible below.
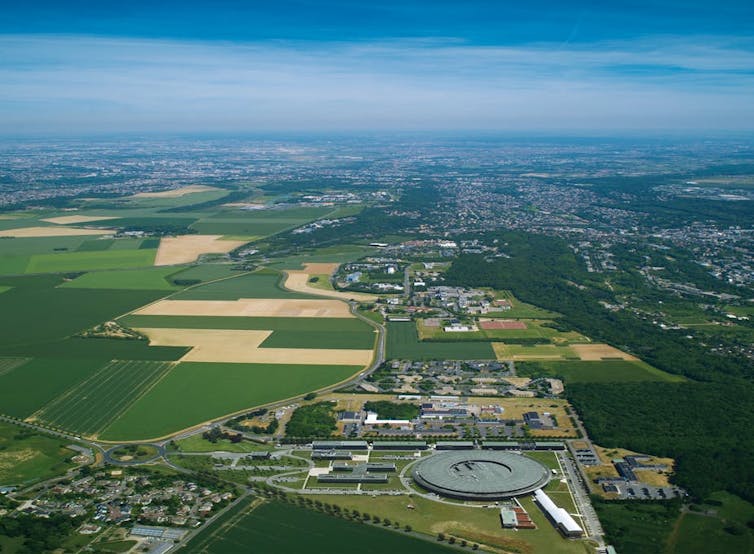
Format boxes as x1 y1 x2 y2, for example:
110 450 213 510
1 0 754 135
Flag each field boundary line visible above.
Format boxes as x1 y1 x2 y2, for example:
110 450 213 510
95 361 177 439
90 360 175 437
27 359 115 423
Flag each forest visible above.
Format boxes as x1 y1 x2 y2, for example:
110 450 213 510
445 231 754 502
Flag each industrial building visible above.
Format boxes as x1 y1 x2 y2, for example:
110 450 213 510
533 489 584 538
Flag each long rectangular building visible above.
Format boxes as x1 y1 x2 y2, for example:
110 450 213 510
533 489 583 538
312 440 368 450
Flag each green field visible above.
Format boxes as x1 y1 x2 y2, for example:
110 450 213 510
0 358 109 418
308 493 592 554
0 275 168 351
25 249 157 274
267 244 376 269
386 322 495 360
120 315 376 349
37 360 175 436
490 290 560 318
173 434 272 453
60 266 185 290
101 362 362 440
0 421 78 486
0 285 11 295
518 360 684 383
170 264 243 283
0 357 29 377
172 271 317 300
180 499 455 554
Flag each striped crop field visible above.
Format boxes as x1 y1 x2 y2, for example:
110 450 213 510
35 360 174 437
0 357 30 377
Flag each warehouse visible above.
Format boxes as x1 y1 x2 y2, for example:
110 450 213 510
533 489 584 538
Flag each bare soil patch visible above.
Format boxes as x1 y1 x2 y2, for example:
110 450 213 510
479 319 528 330
135 327 372 365
0 226 110 238
154 235 248 266
571 343 637 361
134 298 355 318
41 215 118 225
284 268 377 302
132 185 219 198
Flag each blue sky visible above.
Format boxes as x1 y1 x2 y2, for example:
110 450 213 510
1 1 753 134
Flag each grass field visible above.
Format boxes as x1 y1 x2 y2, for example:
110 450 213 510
386 322 495 360
267 244 376 269
0 276 168 352
0 421 78 486
490 290 560 318
60 267 185 290
308 493 592 554
493 342 579 360
0 357 29 377
180 499 455 554
172 271 317 300
101 362 362 440
173 435 272 453
518 360 684 383
25 249 157 274
170 264 243 283
0 358 109 418
36 360 174 436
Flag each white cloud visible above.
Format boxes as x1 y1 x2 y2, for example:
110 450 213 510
0 35 752 133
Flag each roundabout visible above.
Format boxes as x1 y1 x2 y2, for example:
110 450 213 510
412 451 550 500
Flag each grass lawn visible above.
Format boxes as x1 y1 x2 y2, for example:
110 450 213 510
181 499 456 554
95 540 138 553
25 249 157 274
173 434 272 453
493 343 579 361
387 322 495 360
60 266 185 290
519 360 684 383
101 362 362 440
490 290 560 318
418 318 587 343
307 493 592 554
0 421 78 486
267 244 376 269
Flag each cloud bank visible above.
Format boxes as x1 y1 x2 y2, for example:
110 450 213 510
1 35 753 134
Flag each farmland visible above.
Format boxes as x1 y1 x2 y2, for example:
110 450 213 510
386 322 495 359
25 248 157 274
35 360 174 437
517 360 684 383
180 499 455 554
60 267 185 290
172 270 317 300
101 362 362 440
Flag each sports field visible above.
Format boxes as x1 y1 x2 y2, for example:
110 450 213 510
387 322 495 360
101 362 362 440
35 360 174 436
181 499 455 554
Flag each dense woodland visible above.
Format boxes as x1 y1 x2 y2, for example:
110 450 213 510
445 232 754 502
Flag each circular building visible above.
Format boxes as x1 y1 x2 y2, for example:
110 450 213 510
412 451 550 500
